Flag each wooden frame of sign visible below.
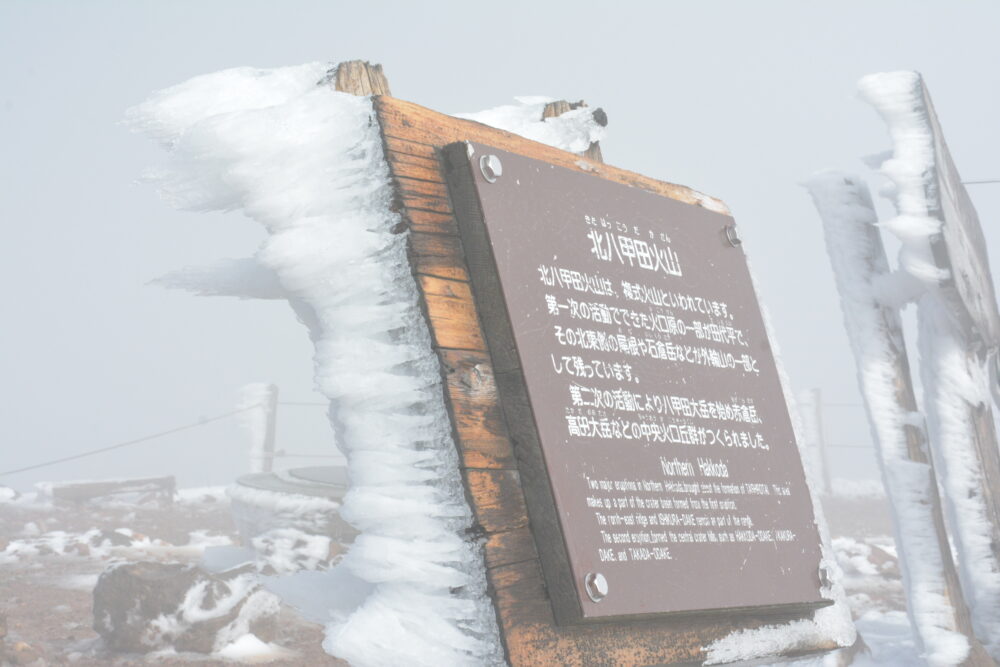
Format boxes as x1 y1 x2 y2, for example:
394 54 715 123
370 94 839 666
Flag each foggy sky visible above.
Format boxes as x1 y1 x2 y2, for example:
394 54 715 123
2 0 999 490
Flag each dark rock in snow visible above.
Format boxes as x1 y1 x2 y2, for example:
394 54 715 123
7 640 43 665
93 561 278 653
89 529 132 548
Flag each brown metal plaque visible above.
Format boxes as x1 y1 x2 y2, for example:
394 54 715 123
444 142 827 623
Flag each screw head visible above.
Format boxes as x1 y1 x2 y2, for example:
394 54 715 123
480 154 502 183
584 572 608 602
724 224 742 247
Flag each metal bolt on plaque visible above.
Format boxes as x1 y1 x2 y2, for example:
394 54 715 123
584 572 608 602
724 223 742 247
480 154 502 183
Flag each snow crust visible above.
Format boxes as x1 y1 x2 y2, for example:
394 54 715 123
804 170 970 665
216 633 296 663
859 70 1000 658
131 63 504 666
176 486 230 505
252 527 334 574
140 567 280 653
455 95 605 155
0 526 232 564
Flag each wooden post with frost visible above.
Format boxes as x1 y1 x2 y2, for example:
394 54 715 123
805 172 992 665
859 71 1000 660
542 99 607 163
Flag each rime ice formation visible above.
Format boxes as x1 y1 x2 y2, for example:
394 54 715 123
456 95 606 154
131 63 503 666
805 171 971 666
859 71 1000 659
153 258 285 300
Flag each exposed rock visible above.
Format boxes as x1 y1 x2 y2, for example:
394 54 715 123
89 529 132 548
8 640 43 665
93 561 278 654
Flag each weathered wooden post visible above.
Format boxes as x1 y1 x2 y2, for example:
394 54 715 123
860 71 1000 659
805 171 992 665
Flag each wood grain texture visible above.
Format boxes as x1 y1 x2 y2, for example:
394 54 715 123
417 275 486 351
439 349 514 469
483 525 538 570
465 468 530 534
372 93 833 665
331 60 391 96
376 96 729 215
410 232 469 281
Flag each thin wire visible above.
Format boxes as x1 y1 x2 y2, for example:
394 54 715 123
278 401 328 407
275 453 342 458
0 406 260 477
963 180 1000 185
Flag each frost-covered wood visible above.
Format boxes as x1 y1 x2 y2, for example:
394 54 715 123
860 71 1000 661
805 171 991 666
131 61 505 667
375 92 848 665
542 99 606 162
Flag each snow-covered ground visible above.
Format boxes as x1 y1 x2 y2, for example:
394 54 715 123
0 485 339 665
0 483 920 665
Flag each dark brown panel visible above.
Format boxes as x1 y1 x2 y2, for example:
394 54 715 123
445 142 828 622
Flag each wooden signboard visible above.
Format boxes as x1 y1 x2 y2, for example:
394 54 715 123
369 92 838 665
444 140 829 622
